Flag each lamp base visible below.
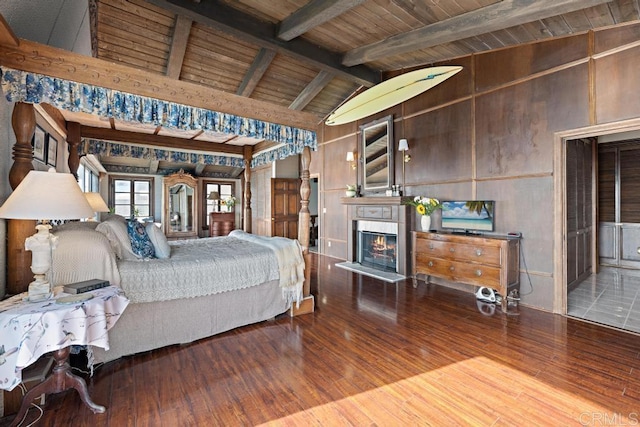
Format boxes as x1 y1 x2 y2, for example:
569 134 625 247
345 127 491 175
28 275 51 301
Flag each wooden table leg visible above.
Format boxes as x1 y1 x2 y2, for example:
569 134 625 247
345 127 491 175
11 347 105 426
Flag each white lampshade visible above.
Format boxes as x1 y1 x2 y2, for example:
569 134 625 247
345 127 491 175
346 151 355 162
207 191 220 200
84 192 109 213
0 169 94 220
398 139 409 152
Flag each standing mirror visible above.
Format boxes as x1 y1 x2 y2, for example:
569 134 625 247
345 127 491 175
360 115 394 193
164 170 198 239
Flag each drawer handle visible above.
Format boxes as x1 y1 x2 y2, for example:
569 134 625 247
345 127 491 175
428 261 434 267
449 266 455 271
449 247 455 253
475 269 482 277
475 249 483 256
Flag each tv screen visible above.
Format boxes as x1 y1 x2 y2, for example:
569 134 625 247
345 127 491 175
441 201 495 232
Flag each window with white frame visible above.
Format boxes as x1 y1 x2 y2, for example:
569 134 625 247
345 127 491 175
110 177 153 219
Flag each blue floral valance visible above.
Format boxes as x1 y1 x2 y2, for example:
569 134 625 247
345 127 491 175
82 139 246 168
0 67 317 166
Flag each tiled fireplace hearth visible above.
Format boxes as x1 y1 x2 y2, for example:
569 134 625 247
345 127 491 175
341 196 413 276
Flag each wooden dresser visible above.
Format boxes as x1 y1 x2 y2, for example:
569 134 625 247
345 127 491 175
209 212 235 237
412 231 520 312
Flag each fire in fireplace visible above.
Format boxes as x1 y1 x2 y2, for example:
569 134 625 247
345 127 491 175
358 230 397 272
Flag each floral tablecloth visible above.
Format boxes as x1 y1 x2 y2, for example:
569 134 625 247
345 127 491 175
0 286 129 391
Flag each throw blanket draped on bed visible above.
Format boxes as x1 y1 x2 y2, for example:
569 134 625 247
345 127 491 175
229 230 305 306
117 232 304 305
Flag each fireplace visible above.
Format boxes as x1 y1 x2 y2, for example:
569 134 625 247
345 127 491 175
342 196 413 277
357 220 398 272
358 231 397 272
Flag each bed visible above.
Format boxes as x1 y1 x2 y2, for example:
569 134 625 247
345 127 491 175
50 216 305 364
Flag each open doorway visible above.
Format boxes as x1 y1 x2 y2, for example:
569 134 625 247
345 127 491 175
559 121 640 333
309 176 319 253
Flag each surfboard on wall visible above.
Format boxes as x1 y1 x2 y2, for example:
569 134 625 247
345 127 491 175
325 66 463 126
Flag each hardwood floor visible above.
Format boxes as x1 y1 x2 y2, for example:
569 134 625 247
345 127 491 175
4 253 640 426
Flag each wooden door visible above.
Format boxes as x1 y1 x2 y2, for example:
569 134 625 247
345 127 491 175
271 178 300 238
566 138 594 291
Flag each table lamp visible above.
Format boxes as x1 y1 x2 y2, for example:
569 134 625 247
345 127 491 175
0 169 94 301
84 192 109 221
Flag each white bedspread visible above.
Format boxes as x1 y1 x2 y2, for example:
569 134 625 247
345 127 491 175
117 233 304 305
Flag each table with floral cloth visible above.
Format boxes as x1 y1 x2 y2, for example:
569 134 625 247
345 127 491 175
0 286 129 392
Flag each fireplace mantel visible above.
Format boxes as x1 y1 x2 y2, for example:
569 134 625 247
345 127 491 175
341 196 412 206
342 196 414 276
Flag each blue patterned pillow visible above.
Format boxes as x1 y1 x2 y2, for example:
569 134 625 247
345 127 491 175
126 220 155 259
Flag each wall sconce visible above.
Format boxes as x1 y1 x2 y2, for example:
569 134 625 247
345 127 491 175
346 151 356 170
398 139 411 193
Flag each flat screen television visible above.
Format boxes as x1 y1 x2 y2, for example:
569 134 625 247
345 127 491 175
441 201 495 233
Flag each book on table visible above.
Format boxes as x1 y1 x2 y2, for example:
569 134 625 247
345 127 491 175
63 279 110 294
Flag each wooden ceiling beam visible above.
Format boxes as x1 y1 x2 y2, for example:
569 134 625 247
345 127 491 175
289 70 334 111
277 0 366 41
80 126 245 155
0 38 320 131
236 48 276 97
0 14 19 46
166 15 192 79
145 0 379 87
342 0 612 66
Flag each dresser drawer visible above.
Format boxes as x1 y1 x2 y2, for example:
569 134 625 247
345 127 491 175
415 238 501 266
415 254 501 288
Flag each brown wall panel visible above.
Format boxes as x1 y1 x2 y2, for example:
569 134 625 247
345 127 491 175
475 34 588 93
403 101 473 184
595 46 640 124
595 21 640 55
476 65 590 178
403 56 473 117
322 135 358 190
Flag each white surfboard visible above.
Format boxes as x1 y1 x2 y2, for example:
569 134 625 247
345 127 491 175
325 66 463 126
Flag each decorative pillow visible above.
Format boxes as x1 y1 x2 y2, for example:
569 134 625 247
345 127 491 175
127 220 155 259
96 219 139 260
50 228 121 287
146 223 170 259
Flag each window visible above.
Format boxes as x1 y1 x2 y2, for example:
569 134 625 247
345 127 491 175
77 163 99 193
110 177 153 219
204 182 234 225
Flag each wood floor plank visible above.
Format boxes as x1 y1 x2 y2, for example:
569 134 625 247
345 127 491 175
3 252 640 426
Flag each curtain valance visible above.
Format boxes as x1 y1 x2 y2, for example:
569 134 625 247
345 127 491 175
0 67 317 167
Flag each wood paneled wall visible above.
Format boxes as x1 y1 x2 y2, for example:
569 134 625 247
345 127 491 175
315 23 640 312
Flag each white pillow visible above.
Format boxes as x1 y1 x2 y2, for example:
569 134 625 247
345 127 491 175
96 219 139 260
146 223 171 259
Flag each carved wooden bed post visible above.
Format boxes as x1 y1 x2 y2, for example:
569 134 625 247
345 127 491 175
291 145 314 316
243 145 252 233
7 102 36 295
66 121 81 179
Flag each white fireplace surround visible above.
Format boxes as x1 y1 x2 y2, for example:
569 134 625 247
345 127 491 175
357 220 398 235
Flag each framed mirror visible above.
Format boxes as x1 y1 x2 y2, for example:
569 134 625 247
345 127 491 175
164 170 198 239
360 115 394 193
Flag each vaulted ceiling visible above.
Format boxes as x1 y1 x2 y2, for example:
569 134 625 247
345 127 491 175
3 0 640 176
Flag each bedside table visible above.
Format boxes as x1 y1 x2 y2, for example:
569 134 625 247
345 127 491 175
0 286 129 425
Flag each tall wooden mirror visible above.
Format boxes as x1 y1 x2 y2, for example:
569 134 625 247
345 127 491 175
164 170 198 239
360 115 394 194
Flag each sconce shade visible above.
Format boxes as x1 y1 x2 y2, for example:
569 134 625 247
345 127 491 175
346 151 355 162
0 169 94 220
207 191 220 200
84 192 109 213
398 139 409 152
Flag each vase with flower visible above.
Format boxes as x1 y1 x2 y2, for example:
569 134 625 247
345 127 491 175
222 195 237 212
405 196 443 231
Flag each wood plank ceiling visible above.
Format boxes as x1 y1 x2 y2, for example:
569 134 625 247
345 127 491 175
30 0 640 175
